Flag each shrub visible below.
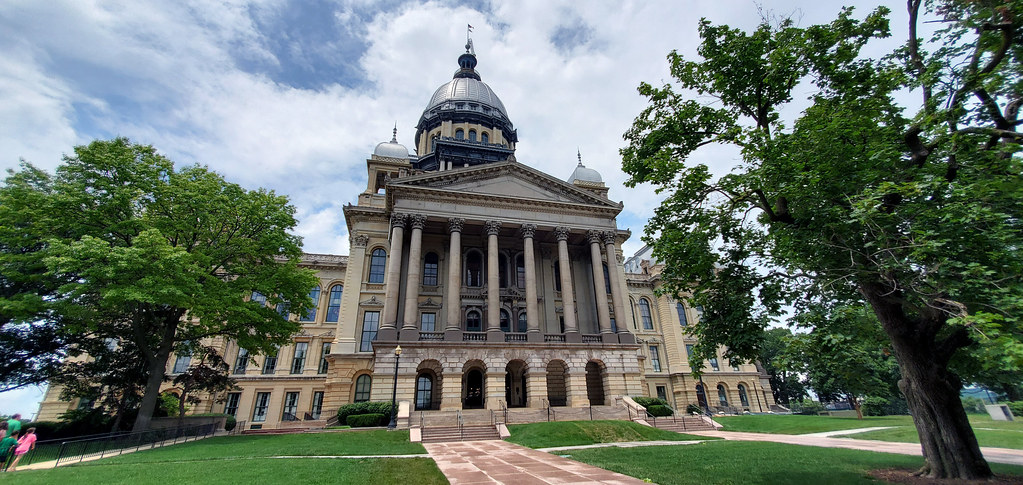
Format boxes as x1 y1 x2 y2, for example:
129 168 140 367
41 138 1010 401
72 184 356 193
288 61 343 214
1006 401 1023 417
960 397 986 414
647 404 674 417
337 402 394 425
632 396 669 408
861 397 889 416
791 399 825 415
347 413 386 427
686 404 703 414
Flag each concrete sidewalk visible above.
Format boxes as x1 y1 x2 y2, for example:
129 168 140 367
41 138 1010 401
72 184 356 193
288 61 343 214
425 440 648 484
687 430 1023 466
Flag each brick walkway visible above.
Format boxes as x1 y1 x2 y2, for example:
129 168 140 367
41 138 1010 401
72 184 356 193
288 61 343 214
687 430 1023 466
424 440 648 484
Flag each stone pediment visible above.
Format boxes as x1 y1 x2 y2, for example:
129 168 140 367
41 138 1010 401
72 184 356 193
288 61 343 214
388 161 619 209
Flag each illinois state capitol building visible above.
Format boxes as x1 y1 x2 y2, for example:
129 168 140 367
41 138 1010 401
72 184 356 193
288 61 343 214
37 41 775 427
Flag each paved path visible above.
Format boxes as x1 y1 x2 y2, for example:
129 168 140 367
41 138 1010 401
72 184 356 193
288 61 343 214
425 440 648 484
687 430 1023 466
799 426 895 437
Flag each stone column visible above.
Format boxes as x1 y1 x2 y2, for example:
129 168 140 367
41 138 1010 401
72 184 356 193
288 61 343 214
400 214 426 340
603 231 632 343
485 220 502 337
587 230 613 336
379 213 406 340
521 224 541 342
333 234 367 353
444 218 464 338
555 227 580 342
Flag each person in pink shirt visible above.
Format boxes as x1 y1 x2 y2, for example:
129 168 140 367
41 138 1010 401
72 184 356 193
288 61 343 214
7 427 35 471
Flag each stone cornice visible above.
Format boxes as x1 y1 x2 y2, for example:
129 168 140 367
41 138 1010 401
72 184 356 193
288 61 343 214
390 186 622 218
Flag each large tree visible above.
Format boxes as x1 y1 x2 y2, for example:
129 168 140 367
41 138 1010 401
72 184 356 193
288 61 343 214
758 327 807 407
621 2 1021 479
5 138 318 431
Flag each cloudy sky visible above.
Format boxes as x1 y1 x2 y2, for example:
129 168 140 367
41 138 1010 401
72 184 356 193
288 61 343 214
1 0 916 417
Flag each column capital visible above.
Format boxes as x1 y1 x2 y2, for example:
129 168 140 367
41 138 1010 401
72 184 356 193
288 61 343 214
390 212 407 229
586 230 603 245
448 217 465 234
484 220 502 236
554 226 572 241
601 231 617 246
408 214 427 230
519 223 537 239
350 233 370 248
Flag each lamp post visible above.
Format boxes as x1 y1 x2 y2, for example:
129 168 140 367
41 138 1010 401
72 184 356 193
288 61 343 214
387 345 402 430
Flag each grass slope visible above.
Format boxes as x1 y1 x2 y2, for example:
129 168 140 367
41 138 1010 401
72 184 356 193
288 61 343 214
98 430 425 465
565 441 1023 485
845 416 1023 450
2 457 445 485
506 420 712 448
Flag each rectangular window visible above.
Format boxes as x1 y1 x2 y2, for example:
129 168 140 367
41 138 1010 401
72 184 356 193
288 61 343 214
656 385 668 402
282 391 299 421
649 345 662 372
262 349 278 375
709 357 720 371
360 311 380 352
685 344 695 358
732 361 741 372
224 392 241 417
291 342 308 374
610 317 617 333
318 342 331 374
172 354 191 374
233 348 249 374
252 392 270 422
420 313 436 332
311 391 324 420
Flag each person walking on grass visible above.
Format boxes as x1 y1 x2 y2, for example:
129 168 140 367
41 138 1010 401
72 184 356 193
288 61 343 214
0 431 17 471
4 414 20 439
7 427 35 471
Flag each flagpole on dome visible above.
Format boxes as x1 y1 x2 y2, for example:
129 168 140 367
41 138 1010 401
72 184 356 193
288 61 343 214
466 23 475 54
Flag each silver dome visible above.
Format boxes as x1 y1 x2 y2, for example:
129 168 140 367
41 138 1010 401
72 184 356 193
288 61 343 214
568 161 603 184
424 77 509 119
374 127 409 159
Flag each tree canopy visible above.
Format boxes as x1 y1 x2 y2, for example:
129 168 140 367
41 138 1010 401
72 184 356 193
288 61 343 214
1 138 318 430
621 1 1021 479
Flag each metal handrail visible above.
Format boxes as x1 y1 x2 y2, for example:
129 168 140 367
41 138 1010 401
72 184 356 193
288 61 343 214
50 421 226 467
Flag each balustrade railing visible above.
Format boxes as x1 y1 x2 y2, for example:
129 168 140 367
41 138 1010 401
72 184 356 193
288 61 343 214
504 332 527 342
463 332 487 342
419 331 444 341
581 334 603 343
544 334 566 342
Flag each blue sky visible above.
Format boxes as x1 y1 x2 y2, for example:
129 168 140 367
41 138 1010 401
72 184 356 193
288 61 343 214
0 0 913 418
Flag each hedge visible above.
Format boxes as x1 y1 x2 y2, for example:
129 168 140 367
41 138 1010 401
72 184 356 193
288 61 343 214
647 404 674 417
632 396 669 408
337 402 394 425
1006 401 1023 417
347 413 386 427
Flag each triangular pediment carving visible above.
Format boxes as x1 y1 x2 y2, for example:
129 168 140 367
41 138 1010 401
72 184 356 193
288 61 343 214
359 296 384 307
388 161 618 208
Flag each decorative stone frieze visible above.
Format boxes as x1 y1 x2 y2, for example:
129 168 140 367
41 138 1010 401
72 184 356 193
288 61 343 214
350 234 370 248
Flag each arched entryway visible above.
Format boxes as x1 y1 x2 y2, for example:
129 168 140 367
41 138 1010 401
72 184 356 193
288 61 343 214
546 360 568 407
696 384 709 409
415 360 443 410
505 360 527 407
585 360 606 405
462 360 486 409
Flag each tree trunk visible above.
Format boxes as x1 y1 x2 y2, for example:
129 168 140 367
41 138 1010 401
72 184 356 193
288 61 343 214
864 285 992 479
132 350 172 431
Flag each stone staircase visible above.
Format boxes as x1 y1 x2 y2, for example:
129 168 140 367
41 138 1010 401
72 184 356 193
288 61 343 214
421 425 502 443
646 416 717 433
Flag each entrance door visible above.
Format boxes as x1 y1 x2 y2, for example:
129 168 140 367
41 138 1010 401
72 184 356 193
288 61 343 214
585 361 605 405
505 361 527 407
463 369 485 409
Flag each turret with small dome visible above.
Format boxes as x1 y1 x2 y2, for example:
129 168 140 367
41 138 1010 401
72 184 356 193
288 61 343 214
373 125 410 160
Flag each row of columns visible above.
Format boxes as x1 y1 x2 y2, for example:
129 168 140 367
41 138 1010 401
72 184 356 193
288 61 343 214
378 213 632 341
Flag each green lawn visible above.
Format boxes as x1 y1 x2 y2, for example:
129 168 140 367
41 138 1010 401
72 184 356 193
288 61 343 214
844 415 1023 450
95 430 425 464
2 457 445 485
506 420 713 448
564 440 1023 485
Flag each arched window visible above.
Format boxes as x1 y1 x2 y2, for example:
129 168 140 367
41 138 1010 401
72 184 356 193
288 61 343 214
326 284 343 322
500 310 510 332
354 374 371 402
717 384 728 407
738 384 750 407
455 129 464 140
468 130 477 142
423 252 439 286
481 132 489 143
516 254 526 288
416 374 433 410
630 298 639 329
368 248 386 283
676 302 688 326
696 384 708 408
639 298 653 330
301 286 320 322
465 251 483 287
499 253 508 288
466 310 482 332
517 312 527 332
603 263 611 294
553 261 561 291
